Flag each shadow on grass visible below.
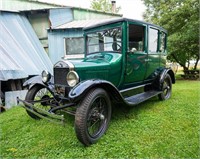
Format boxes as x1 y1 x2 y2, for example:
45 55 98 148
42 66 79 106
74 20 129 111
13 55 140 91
38 96 160 128
111 96 160 122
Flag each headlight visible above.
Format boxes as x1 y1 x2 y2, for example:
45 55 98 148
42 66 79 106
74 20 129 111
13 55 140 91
66 71 79 87
41 70 51 83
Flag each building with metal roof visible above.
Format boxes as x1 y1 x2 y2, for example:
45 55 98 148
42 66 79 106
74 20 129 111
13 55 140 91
0 0 122 79
0 10 54 108
0 0 122 77
1 0 122 56
0 11 53 81
0 0 122 108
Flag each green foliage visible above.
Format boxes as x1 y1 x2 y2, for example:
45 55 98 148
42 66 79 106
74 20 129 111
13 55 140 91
90 0 121 13
0 80 199 158
142 0 199 70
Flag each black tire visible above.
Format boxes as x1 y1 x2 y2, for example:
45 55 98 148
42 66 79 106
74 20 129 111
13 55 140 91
25 85 53 119
158 74 172 100
75 88 112 146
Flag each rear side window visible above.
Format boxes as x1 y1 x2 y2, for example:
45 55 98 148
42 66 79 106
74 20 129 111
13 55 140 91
160 32 167 53
149 28 159 53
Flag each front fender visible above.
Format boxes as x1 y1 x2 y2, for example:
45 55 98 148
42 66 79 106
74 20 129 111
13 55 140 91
23 76 43 87
69 79 124 103
23 75 54 90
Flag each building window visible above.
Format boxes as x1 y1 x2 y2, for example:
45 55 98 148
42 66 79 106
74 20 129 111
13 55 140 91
149 28 159 53
64 37 84 55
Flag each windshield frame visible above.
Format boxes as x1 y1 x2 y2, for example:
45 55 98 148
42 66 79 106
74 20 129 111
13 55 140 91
85 26 123 56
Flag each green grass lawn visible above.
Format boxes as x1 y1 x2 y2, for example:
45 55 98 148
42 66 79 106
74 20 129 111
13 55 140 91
0 80 199 158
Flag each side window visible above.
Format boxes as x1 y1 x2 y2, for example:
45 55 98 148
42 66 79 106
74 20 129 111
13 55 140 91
149 28 159 53
160 32 166 53
128 24 145 52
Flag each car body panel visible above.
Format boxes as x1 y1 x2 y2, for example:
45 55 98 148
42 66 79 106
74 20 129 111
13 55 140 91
69 52 123 87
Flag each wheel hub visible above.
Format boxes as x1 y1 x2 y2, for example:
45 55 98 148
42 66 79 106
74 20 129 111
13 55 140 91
99 114 105 120
91 112 105 121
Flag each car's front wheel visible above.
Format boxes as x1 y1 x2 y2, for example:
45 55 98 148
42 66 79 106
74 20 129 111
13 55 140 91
75 88 112 146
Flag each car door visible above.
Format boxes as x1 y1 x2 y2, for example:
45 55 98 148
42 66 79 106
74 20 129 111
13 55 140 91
123 23 147 87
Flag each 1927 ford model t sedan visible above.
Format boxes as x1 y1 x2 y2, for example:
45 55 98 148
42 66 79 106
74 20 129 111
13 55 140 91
19 18 175 146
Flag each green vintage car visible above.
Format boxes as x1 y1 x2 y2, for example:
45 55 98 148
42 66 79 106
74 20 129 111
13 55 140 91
20 18 175 146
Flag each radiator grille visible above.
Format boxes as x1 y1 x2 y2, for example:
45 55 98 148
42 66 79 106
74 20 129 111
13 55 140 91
54 68 69 86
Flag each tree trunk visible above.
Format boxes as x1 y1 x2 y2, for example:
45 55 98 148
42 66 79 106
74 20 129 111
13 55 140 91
171 53 188 71
194 55 199 70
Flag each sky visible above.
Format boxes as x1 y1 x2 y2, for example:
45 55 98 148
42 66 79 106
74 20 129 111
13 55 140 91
38 0 146 20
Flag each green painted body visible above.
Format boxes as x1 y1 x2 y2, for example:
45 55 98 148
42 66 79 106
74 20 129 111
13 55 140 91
67 18 168 90
70 53 123 87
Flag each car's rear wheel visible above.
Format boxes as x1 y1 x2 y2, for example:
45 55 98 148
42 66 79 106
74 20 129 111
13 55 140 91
158 74 172 100
75 88 112 146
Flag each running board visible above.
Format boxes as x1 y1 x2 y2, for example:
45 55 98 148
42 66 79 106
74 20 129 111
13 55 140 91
125 90 162 105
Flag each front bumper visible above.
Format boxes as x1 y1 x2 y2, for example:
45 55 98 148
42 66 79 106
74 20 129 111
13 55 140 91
17 98 65 125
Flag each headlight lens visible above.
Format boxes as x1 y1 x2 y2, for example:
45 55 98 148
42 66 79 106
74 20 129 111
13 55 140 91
41 70 51 83
66 71 79 87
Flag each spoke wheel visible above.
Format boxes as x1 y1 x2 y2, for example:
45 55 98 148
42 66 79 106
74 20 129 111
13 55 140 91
75 88 111 146
158 74 172 100
25 85 54 119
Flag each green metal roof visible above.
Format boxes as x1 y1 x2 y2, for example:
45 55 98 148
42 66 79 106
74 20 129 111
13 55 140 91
0 0 62 11
0 0 122 17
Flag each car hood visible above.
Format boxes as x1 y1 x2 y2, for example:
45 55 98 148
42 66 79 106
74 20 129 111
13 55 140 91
69 53 121 70
68 52 122 86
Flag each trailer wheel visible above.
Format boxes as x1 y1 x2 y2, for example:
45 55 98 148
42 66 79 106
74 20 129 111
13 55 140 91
25 85 53 119
75 88 111 146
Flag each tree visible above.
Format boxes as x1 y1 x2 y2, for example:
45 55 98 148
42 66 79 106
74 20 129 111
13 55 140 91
142 0 199 71
90 0 121 13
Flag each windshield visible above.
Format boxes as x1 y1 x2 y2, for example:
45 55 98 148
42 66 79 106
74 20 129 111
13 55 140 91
86 27 122 55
